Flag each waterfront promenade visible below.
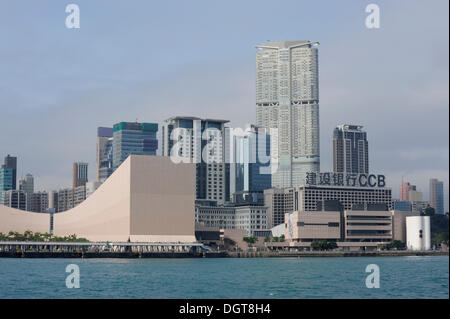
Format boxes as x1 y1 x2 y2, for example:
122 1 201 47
0 241 447 258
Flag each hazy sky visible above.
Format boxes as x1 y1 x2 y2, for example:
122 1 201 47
0 0 448 210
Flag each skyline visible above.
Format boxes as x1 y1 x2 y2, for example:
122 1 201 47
0 0 448 209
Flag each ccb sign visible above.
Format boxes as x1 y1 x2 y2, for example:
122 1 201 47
305 172 386 188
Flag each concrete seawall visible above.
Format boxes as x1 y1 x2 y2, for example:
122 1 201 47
227 250 449 258
0 251 228 258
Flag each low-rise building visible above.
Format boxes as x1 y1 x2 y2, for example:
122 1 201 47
195 204 269 236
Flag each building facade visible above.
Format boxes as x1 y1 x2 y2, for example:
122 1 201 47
400 182 416 201
264 182 392 228
112 122 158 171
73 162 88 188
96 127 114 183
429 178 444 214
229 125 271 202
2 155 17 190
195 204 269 236
256 40 320 188
29 191 49 213
19 173 34 210
0 167 13 204
162 116 229 204
2 189 27 210
56 186 86 212
333 124 369 174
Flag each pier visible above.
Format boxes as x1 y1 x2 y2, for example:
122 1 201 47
0 241 227 258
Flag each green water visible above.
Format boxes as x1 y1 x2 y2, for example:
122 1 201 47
0 256 448 298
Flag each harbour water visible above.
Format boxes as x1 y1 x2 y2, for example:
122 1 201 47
0 256 448 299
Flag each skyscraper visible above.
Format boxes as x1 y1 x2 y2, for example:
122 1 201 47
73 162 88 188
162 116 229 204
429 178 444 214
400 182 416 201
256 40 320 188
229 125 271 204
19 173 34 211
333 125 369 174
2 154 17 190
0 167 13 204
96 127 114 183
112 122 158 170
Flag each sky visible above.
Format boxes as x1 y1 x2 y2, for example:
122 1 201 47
0 0 448 210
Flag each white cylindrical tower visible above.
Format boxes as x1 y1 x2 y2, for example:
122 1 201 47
406 216 431 251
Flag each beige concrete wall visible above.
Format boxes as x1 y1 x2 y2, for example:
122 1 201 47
0 155 196 243
54 156 132 242
0 205 51 234
286 211 341 240
129 155 195 242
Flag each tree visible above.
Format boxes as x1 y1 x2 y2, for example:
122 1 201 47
243 236 257 244
264 236 270 243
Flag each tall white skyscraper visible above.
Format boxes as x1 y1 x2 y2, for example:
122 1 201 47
256 40 320 188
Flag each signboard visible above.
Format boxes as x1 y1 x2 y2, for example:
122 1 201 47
305 172 386 188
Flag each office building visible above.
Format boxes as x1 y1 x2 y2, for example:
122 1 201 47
73 162 88 188
263 188 295 228
2 155 17 190
264 175 392 228
333 125 369 174
195 204 269 236
162 116 229 204
112 122 158 171
344 204 392 242
392 200 412 212
96 127 114 183
408 189 423 202
0 167 13 204
400 182 416 201
19 174 34 210
429 178 444 214
285 210 342 243
256 40 320 188
2 189 27 210
283 203 392 251
229 124 271 204
29 192 49 213
56 185 86 212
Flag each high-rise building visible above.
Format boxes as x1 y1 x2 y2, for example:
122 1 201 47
400 182 416 201
229 125 271 205
256 40 320 188
73 162 88 188
19 174 34 211
2 155 17 190
0 167 13 204
112 122 158 170
429 178 444 214
2 189 27 210
29 191 49 213
96 127 114 183
333 125 369 174
162 116 229 204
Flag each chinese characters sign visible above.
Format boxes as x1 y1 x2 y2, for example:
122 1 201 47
305 172 386 188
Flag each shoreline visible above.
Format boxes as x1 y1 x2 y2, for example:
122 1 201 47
0 250 447 259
